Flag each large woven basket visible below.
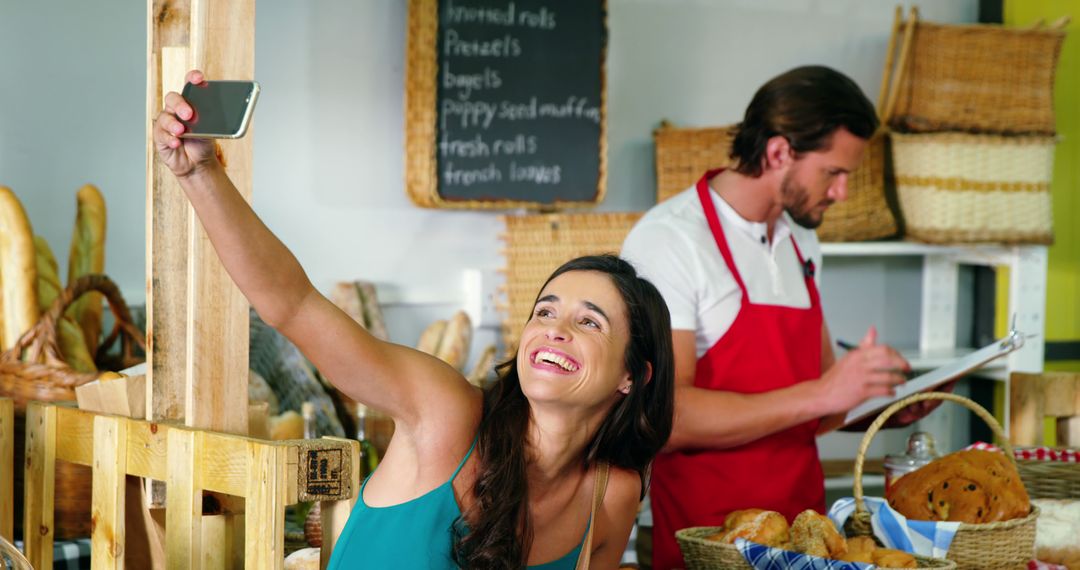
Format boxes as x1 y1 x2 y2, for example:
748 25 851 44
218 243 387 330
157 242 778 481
851 392 1039 570
653 122 896 242
674 527 956 570
885 11 1067 135
499 212 642 353
891 132 1055 244
1 274 145 539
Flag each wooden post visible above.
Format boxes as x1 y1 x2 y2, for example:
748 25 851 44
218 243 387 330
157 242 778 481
23 403 57 569
92 416 128 568
0 398 12 541
147 0 253 434
320 438 360 569
147 1 255 551
166 428 204 569
245 443 286 570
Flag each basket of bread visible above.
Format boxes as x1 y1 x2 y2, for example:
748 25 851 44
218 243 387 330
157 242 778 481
675 508 955 569
849 392 1039 570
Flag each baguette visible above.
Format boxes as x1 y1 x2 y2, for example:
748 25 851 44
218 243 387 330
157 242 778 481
466 344 497 387
36 235 96 372
416 319 447 356
0 186 39 350
435 310 472 372
356 281 389 341
67 184 107 353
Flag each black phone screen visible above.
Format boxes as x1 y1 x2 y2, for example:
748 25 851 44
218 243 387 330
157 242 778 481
180 81 257 137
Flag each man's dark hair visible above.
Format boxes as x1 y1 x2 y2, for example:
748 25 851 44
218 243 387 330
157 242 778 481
730 65 878 177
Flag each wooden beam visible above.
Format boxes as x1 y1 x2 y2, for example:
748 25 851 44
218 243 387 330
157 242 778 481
92 416 128 568
166 428 203 569
147 2 192 427
245 443 286 570
0 398 12 541
181 0 254 436
23 403 56 570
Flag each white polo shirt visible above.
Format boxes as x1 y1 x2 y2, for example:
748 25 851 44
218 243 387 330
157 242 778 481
621 184 823 359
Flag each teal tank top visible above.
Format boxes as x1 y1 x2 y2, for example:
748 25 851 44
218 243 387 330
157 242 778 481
327 438 585 569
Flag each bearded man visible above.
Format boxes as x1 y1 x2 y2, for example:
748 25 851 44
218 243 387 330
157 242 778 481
621 66 932 570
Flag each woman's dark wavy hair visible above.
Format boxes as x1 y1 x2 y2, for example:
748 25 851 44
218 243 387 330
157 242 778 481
451 254 675 569
730 65 879 177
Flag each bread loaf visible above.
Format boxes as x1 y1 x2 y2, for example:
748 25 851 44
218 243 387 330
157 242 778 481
886 449 1030 523
0 186 39 350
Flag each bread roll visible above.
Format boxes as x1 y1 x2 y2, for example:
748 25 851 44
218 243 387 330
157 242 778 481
0 186 39 349
887 450 1030 523
720 510 789 547
283 547 320 570
35 235 95 372
790 509 846 558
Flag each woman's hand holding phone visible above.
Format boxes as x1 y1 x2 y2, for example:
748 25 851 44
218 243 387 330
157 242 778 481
153 70 221 179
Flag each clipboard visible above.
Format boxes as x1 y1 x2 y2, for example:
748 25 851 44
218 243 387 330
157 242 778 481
841 329 1027 427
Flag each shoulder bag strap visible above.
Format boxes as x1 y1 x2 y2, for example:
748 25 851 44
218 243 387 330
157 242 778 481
574 461 610 570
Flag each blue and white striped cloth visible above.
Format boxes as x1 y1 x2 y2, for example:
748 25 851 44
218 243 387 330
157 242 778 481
737 538 874 570
828 497 960 559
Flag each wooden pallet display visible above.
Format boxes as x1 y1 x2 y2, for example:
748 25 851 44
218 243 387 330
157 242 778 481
1010 371 1080 447
22 402 359 570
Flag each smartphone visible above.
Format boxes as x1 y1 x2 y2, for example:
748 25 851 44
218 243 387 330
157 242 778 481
179 80 260 139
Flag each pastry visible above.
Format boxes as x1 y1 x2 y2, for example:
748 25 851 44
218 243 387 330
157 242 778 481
790 509 846 558
887 449 1030 523
838 535 877 563
873 548 917 568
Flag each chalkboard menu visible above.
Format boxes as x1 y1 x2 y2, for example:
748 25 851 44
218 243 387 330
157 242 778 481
405 0 608 209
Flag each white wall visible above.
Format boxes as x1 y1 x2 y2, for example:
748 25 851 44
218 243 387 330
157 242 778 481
2 0 978 394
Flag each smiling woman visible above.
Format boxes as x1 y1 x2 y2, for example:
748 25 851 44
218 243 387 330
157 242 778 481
152 71 673 569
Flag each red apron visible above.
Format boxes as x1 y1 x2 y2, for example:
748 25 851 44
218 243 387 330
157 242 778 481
651 170 825 570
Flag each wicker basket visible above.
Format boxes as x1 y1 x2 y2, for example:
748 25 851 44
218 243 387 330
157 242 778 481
1018 453 1080 500
885 11 1068 135
851 392 1039 570
652 122 896 242
499 212 642 353
675 527 957 570
1 274 145 540
891 132 1055 244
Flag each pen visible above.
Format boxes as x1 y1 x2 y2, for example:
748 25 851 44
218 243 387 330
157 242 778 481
836 339 916 380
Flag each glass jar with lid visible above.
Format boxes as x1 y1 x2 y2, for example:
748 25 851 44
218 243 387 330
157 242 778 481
883 431 940 492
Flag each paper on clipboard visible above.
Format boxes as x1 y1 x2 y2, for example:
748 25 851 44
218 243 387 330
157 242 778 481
841 330 1026 427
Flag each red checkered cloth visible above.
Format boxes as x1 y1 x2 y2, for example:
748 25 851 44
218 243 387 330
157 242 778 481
964 442 1080 462
1029 560 1068 570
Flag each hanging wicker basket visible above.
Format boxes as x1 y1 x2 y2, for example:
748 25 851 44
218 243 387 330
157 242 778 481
1 273 145 539
850 392 1039 570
